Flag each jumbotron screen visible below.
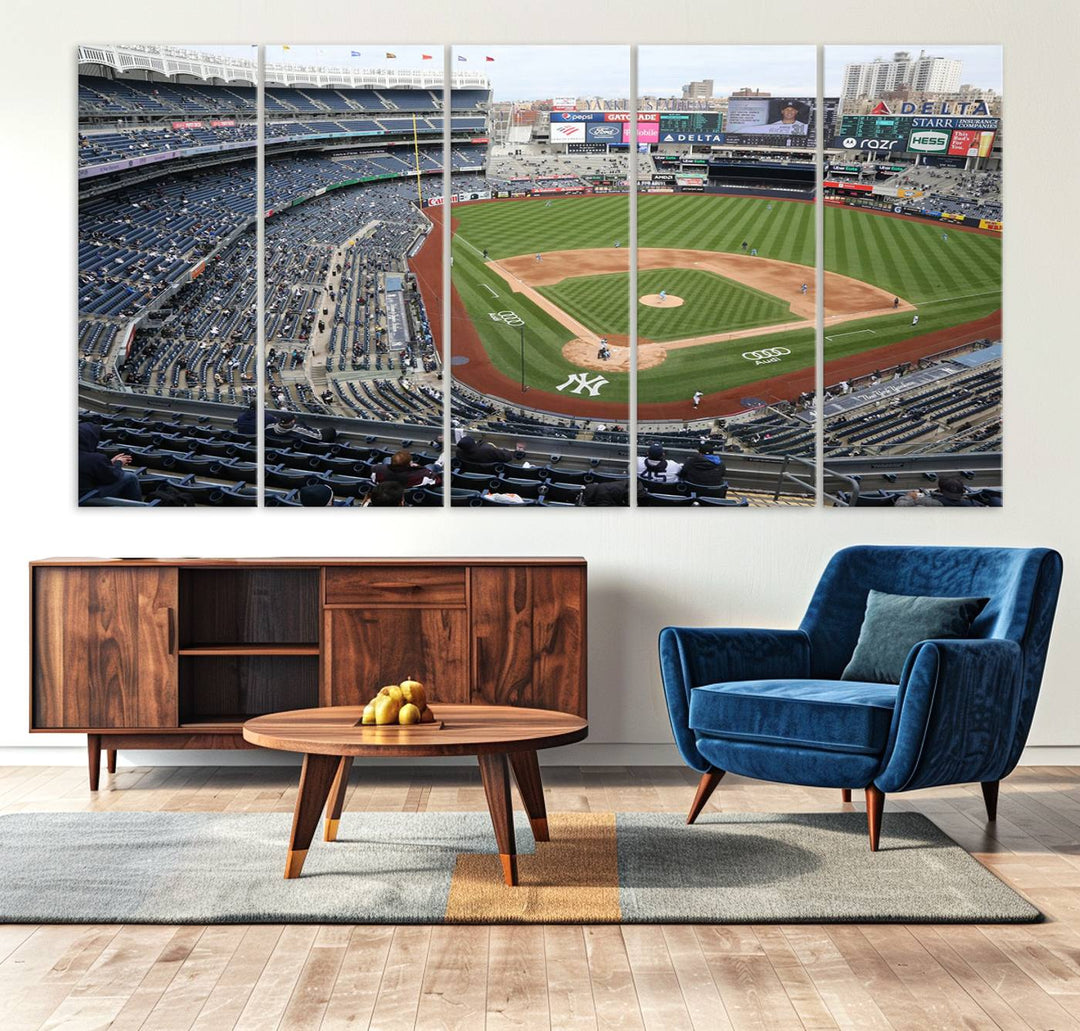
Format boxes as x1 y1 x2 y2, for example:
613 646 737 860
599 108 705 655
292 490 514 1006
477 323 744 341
723 97 815 146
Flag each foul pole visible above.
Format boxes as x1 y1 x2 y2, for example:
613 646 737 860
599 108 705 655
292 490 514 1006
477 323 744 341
412 114 424 208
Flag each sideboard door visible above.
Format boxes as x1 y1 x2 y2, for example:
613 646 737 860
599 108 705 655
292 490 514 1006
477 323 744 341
471 565 587 716
325 608 469 707
33 567 179 728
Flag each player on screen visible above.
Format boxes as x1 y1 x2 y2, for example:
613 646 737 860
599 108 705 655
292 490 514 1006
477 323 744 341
743 100 809 136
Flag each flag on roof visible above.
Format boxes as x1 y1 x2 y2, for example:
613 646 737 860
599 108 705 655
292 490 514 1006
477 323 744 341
350 50 361 57
422 54 433 60
282 45 291 51
486 56 495 62
386 52 397 59
457 55 467 62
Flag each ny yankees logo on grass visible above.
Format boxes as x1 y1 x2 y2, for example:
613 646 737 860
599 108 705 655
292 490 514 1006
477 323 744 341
556 372 609 396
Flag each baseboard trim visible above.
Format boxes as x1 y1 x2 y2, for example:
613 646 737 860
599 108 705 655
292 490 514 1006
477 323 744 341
2 743 1078 766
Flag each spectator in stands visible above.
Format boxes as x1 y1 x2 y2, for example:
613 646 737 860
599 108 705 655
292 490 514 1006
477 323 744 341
894 490 943 507
379 449 440 488
582 480 631 506
235 401 278 435
679 441 726 486
366 482 406 506
266 412 322 445
78 421 143 503
934 475 978 507
456 435 524 466
299 483 334 506
637 443 682 484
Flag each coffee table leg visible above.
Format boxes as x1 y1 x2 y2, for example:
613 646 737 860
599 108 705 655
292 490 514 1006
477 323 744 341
324 756 354 842
478 752 518 886
509 750 549 842
285 753 340 879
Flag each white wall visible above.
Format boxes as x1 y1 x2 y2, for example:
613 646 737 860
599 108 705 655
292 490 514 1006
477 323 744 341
2 0 1077 766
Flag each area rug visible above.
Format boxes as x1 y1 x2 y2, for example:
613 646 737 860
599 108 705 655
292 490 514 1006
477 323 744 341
0 811 1039 924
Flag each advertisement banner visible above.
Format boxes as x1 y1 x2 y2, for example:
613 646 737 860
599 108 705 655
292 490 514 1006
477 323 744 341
586 122 623 144
977 131 997 157
979 219 1004 232
567 142 610 154
906 129 951 154
658 131 725 145
550 122 586 143
209 119 236 128
947 129 981 156
626 121 660 144
171 120 204 129
834 136 905 152
550 111 606 122
552 97 577 111
603 112 659 122
823 179 873 192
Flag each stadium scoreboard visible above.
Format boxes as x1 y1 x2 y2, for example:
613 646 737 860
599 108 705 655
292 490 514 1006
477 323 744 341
840 116 908 143
657 113 722 134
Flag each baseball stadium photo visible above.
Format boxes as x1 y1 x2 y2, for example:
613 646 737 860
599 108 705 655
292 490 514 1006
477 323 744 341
76 43 1002 508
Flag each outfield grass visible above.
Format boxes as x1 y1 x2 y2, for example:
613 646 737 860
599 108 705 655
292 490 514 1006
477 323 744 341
449 194 1001 404
538 268 795 342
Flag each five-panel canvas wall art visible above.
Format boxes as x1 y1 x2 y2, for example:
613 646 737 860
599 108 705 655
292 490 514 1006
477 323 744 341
77 43 1002 508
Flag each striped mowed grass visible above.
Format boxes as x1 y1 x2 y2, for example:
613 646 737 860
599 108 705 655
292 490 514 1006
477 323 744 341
540 268 795 342
449 194 1001 404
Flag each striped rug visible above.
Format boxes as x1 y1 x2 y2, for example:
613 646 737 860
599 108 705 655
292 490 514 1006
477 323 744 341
0 810 1038 924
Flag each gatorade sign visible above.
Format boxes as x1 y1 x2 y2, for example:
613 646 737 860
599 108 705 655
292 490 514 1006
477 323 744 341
907 130 950 154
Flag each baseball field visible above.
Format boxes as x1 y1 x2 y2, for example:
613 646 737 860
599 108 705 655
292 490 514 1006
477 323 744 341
442 193 1002 416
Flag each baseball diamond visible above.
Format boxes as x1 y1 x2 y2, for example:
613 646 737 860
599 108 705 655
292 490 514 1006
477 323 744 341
430 193 1001 417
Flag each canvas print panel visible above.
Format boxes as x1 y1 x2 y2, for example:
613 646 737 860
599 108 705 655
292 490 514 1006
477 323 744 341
822 45 1002 508
634 46 820 508
261 45 447 508
447 46 632 508
77 44 259 506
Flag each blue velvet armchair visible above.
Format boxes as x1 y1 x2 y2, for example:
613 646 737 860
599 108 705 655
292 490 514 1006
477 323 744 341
660 546 1063 850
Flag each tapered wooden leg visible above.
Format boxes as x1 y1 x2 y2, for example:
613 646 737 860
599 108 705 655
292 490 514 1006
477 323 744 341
284 753 341 879
87 734 101 792
841 789 852 803
981 780 999 821
509 750 548 842
106 749 117 775
478 752 517 886
324 756 354 842
866 784 885 852
687 768 725 825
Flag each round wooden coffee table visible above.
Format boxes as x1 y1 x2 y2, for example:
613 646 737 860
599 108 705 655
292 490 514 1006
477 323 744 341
243 704 588 886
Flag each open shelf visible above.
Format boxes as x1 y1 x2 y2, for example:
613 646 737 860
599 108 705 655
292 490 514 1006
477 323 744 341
178 568 320 647
178 644 320 656
179 654 319 724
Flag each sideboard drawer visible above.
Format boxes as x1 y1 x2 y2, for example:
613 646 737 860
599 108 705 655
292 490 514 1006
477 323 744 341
324 566 467 606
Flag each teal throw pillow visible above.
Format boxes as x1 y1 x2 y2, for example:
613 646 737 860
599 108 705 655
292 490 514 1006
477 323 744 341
841 590 989 684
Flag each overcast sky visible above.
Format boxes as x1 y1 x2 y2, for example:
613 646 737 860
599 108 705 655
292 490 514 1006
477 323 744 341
639 46 815 98
144 43 1001 99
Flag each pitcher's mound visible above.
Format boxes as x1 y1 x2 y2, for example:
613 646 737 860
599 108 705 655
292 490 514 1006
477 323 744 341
640 294 684 308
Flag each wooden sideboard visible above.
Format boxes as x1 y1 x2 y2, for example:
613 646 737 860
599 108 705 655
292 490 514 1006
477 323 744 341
30 558 587 789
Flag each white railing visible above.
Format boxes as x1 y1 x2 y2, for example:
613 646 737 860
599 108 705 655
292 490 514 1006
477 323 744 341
77 44 490 91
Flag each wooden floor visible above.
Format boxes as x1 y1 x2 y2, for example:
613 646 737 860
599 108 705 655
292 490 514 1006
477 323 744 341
1 762 1079 1030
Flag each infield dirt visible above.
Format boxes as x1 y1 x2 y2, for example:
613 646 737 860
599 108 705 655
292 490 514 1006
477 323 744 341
487 248 911 372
